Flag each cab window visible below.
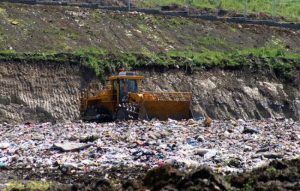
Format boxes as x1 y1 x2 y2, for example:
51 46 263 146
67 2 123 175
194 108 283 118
119 79 138 102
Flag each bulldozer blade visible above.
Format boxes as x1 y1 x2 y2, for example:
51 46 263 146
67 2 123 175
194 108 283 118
139 101 192 120
137 92 193 120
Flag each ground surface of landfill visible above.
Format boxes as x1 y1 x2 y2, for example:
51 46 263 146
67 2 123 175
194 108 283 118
0 119 299 174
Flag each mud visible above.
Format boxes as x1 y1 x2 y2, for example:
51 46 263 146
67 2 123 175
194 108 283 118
228 158 300 191
1 158 299 191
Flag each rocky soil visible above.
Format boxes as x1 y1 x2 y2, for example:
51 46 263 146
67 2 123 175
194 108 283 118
0 119 299 190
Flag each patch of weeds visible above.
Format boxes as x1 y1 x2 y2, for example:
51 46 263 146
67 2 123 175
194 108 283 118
74 47 113 82
265 36 287 50
0 7 6 15
59 42 72 52
0 47 298 81
91 10 103 20
272 60 294 79
42 27 60 35
158 0 300 21
3 181 50 191
147 15 160 26
26 181 50 190
229 26 237 33
226 158 241 168
137 23 149 33
265 166 277 176
3 182 25 191
68 32 80 40
140 47 153 57
0 49 17 58
197 36 226 46
242 175 258 191
0 7 8 18
164 17 193 28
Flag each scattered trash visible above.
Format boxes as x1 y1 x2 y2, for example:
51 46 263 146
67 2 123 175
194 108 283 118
0 142 10 149
80 135 99 143
0 162 7 169
53 142 92 152
62 162 79 169
242 127 259 134
10 20 19 25
263 152 284 159
203 116 212 127
0 118 298 174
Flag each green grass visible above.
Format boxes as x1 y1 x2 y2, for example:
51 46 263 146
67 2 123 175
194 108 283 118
0 47 299 81
137 0 300 22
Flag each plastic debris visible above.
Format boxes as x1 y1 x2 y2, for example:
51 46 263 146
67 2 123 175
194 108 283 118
0 142 10 149
53 142 92 152
0 118 298 174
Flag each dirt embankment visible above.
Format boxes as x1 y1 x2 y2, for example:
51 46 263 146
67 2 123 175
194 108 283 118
0 61 97 123
0 60 299 123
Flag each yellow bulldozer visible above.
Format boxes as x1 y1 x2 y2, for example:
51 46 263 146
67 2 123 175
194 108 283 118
80 71 193 122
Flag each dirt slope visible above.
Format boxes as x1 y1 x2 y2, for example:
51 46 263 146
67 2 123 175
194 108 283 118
0 2 299 53
0 60 299 123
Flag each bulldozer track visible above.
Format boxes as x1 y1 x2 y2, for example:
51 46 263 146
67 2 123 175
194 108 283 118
82 104 112 122
118 103 140 120
5 0 300 31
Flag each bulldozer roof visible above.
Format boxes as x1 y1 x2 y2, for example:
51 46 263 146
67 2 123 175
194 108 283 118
108 72 144 81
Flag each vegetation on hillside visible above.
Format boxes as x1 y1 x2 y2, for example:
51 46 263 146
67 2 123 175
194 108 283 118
138 0 300 22
0 48 299 82
0 2 299 54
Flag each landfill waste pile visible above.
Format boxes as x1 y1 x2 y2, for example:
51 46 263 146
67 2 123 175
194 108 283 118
0 119 299 172
0 118 299 190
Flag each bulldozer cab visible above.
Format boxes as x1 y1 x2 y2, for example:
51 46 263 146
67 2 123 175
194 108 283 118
119 79 137 102
110 72 144 105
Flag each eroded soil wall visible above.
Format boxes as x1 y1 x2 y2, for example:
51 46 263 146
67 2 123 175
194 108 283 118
0 61 299 123
0 60 98 123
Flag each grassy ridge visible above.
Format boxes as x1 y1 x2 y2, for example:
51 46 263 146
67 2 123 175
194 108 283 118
138 0 300 22
0 48 299 81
